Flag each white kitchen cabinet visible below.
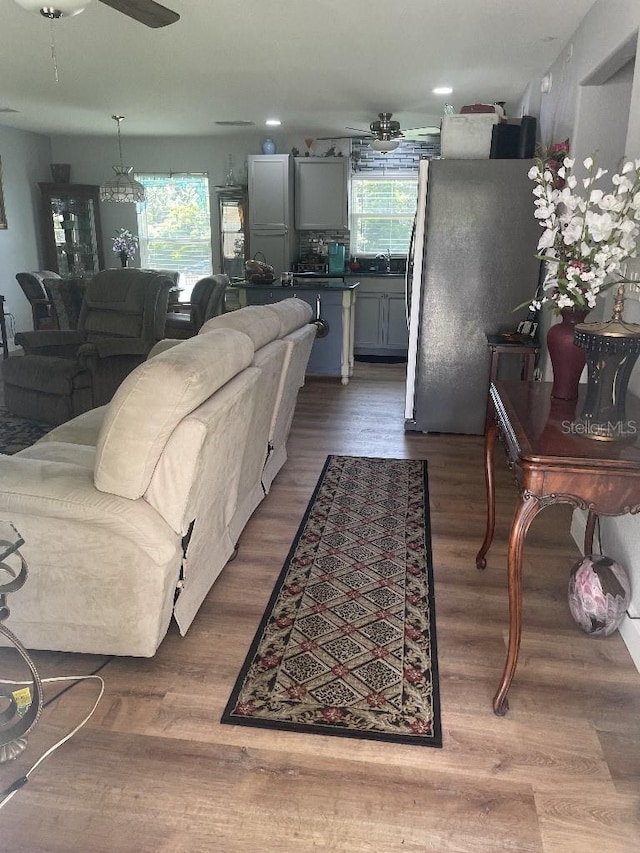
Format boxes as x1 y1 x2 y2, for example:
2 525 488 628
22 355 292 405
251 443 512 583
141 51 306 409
352 277 408 356
248 154 294 279
294 157 348 230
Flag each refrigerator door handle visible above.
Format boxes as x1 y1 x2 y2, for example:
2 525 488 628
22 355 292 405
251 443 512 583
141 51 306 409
405 218 416 329
404 159 430 424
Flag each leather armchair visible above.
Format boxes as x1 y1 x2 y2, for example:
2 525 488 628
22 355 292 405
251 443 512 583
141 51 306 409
164 274 228 339
3 268 174 425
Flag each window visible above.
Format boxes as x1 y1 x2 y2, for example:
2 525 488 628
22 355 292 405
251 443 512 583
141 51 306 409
350 175 418 256
136 173 213 299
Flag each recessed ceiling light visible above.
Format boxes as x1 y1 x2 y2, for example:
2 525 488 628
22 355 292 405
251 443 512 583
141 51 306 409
215 120 255 126
433 87 453 95
265 119 281 126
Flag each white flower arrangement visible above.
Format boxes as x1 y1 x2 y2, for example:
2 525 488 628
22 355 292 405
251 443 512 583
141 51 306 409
529 151 640 313
112 228 139 259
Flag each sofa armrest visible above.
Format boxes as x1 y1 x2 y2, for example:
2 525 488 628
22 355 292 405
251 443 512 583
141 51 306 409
77 338 151 361
15 329 85 356
0 455 178 566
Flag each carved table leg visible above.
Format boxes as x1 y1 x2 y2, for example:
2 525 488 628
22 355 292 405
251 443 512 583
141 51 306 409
476 417 498 570
493 494 543 716
584 510 597 556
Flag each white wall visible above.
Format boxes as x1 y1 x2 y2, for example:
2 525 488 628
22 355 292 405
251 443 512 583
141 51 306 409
0 125 53 341
535 0 640 668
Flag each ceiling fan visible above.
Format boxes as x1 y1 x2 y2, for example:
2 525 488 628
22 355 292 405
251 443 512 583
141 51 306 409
318 112 441 152
14 0 180 28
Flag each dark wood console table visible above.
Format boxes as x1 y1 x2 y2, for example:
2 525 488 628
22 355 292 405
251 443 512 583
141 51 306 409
476 380 640 715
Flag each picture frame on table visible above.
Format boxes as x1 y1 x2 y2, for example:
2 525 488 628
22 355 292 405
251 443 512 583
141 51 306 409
0 157 7 229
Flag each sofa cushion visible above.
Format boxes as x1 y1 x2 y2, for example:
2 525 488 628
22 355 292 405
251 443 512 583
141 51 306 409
200 305 280 350
17 441 96 469
147 339 183 360
38 405 107 447
94 328 254 500
264 298 313 337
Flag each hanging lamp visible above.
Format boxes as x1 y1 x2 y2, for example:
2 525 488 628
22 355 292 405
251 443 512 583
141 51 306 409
100 116 146 203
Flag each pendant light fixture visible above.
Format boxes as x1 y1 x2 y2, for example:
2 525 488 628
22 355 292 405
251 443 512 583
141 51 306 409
100 115 145 203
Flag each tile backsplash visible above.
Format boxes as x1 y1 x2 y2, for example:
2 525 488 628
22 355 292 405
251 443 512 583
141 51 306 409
351 137 440 173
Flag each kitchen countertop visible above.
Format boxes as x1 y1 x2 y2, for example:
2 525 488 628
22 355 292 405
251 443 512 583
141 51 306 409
232 280 359 291
293 271 405 279
344 272 405 278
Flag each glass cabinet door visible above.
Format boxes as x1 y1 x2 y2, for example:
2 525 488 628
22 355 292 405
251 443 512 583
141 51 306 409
217 187 248 280
39 184 105 277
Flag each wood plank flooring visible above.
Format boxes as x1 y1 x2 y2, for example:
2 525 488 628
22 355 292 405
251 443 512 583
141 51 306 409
1 363 639 852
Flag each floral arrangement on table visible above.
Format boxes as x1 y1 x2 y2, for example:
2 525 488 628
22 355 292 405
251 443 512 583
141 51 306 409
112 228 139 266
528 145 640 314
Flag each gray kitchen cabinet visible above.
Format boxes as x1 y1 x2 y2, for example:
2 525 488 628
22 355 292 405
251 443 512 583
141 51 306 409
353 292 384 349
248 155 293 229
247 154 294 279
294 157 349 230
236 284 358 382
247 231 291 282
353 277 408 356
242 287 343 376
386 293 409 349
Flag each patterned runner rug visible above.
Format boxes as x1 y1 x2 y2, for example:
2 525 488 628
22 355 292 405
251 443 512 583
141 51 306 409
0 406 50 455
222 455 441 747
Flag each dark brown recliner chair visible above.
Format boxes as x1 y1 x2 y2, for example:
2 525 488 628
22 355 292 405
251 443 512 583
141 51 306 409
3 268 174 425
15 271 60 330
164 274 228 339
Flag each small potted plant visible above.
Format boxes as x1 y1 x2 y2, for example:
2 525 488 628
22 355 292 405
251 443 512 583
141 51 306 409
112 228 139 268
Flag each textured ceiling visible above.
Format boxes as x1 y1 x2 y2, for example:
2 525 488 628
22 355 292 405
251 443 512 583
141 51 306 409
0 0 597 139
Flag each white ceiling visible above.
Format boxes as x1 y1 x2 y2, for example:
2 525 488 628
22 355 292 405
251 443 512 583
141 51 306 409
0 0 597 140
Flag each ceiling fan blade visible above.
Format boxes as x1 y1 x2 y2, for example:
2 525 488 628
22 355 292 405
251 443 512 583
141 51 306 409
402 126 441 138
345 126 373 136
316 133 371 140
98 0 180 28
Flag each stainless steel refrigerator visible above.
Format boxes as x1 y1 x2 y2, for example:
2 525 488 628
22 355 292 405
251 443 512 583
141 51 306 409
404 158 541 435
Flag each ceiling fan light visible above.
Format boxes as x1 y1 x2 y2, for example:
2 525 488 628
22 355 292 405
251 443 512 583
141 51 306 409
14 0 93 16
371 138 400 153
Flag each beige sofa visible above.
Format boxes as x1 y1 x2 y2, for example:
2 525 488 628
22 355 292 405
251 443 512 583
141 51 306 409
0 300 315 656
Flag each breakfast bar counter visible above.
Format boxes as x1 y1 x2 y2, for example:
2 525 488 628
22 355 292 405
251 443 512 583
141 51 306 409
231 281 359 384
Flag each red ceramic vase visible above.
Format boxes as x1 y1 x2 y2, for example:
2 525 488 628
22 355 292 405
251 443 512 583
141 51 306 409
547 307 589 400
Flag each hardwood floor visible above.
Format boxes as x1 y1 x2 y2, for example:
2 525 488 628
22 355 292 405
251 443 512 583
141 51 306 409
1 363 639 852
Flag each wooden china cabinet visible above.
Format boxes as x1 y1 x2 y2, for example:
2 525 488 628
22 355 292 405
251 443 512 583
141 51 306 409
39 183 105 277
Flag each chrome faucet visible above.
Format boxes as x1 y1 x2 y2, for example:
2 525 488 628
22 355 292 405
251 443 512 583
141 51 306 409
375 252 391 273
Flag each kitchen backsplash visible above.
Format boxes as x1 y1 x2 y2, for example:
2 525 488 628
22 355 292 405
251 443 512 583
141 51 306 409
351 137 440 173
298 230 349 260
